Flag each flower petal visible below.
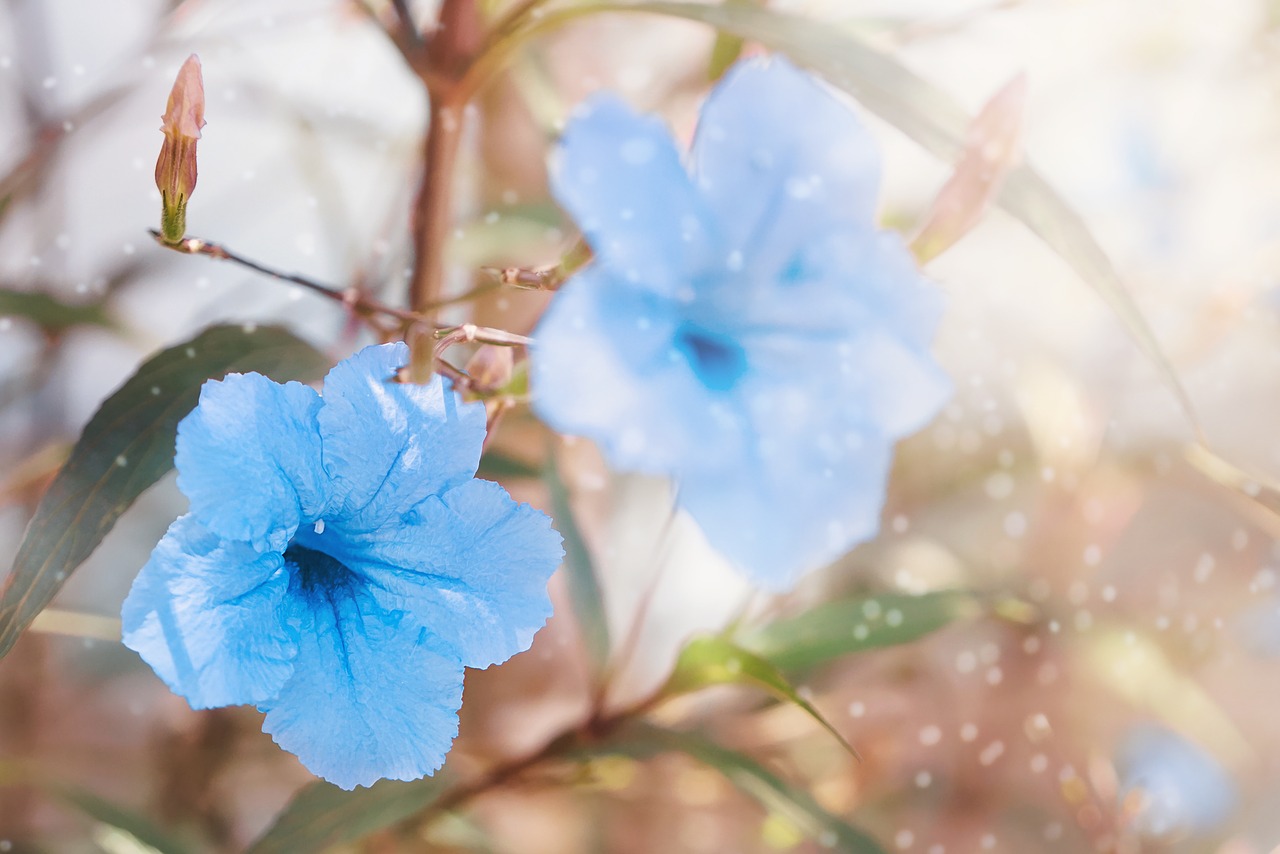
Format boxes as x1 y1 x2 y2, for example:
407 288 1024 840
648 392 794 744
691 57 881 278
532 268 749 474
121 515 296 709
176 373 326 551
338 479 564 669
260 580 463 790
318 343 487 531
552 95 717 297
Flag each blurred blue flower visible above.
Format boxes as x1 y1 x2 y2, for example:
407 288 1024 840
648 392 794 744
122 343 564 790
1117 724 1236 839
532 57 950 589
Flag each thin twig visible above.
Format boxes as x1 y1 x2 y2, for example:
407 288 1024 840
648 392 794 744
147 229 422 325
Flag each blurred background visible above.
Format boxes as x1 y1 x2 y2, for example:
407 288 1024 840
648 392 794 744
2 0 1280 851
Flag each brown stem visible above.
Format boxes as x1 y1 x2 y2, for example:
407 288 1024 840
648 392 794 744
409 95 465 313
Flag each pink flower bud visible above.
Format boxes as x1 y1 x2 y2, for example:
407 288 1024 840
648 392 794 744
154 54 206 243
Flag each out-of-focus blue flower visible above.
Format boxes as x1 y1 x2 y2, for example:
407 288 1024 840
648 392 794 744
1117 724 1236 839
532 57 950 589
122 343 564 790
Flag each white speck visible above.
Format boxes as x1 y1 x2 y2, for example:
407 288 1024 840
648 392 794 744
853 624 869 640
142 55 155 68
985 666 1003 685
122 243 135 256
984 472 1014 500
978 741 1005 766
55 233 70 250
1029 753 1048 773
959 723 978 742
1003 511 1027 538
242 322 257 334
0 56 10 68
314 519 325 534
1101 585 1116 603
895 829 914 850
725 250 744 271
150 386 160 396
980 834 996 850
1083 544 1101 566
914 771 932 788
862 599 882 620
0 318 11 331
956 651 976 674
42 76 56 89
1193 553 1215 583
848 701 865 718
1043 822 1063 841
185 347 196 358
886 609 903 627
115 455 127 467
918 725 941 746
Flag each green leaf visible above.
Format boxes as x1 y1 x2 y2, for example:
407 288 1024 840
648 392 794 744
0 288 113 333
573 724 887 853
508 0 1199 434
706 0 755 80
248 776 449 854
740 590 980 671
665 635 858 759
0 324 328 661
545 449 611 670
477 448 542 481
54 785 193 854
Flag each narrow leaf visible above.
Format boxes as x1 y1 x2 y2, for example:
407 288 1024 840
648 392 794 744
740 590 980 671
516 0 1200 435
545 449 611 670
54 785 193 854
0 324 329 660
910 73 1026 263
573 723 887 853
665 635 858 758
248 777 448 854
0 288 113 333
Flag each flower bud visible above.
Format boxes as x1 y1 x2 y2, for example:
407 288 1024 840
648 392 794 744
464 345 514 392
155 55 205 244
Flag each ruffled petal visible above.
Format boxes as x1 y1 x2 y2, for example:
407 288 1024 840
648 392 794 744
332 479 563 670
532 268 749 474
552 95 717 298
318 343 487 531
690 57 881 279
176 373 326 551
121 515 296 709
260 579 463 790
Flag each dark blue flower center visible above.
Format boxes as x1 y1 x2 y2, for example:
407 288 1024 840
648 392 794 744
673 322 748 392
283 541 352 592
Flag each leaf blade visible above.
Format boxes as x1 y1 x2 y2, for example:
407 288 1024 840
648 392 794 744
248 777 449 854
665 635 859 758
0 324 329 660
545 448 611 671
573 724 887 853
740 590 980 671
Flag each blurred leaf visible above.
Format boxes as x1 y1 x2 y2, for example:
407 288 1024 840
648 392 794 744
477 448 542 481
572 723 886 853
1081 627 1252 769
453 203 563 269
545 449 611 670
707 0 756 80
0 325 328 661
910 74 1026 263
54 785 192 854
740 590 980 671
0 288 113 333
665 635 858 758
521 0 1200 434
1184 444 1280 539
248 776 448 854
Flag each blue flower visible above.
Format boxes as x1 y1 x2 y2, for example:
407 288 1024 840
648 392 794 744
1116 724 1236 839
122 343 565 790
531 58 950 589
